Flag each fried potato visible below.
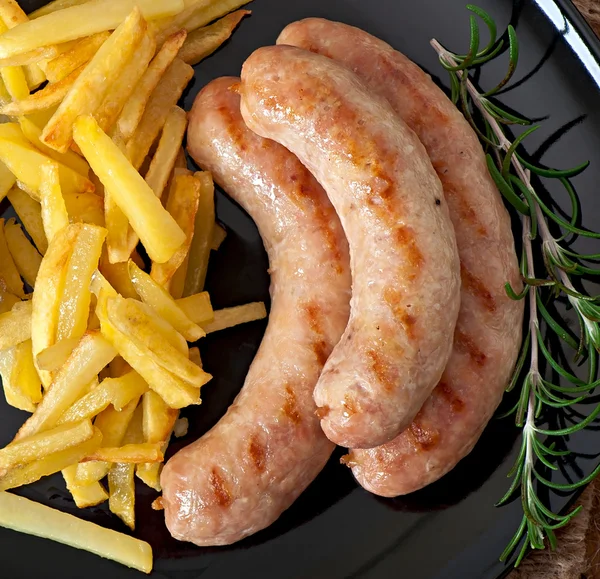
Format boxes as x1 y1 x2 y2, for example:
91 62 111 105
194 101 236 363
211 224 227 251
188 346 202 367
41 8 147 154
0 419 94 474
108 462 135 529
145 105 187 199
0 160 15 203
62 464 108 508
0 218 24 297
143 390 178 445
4 219 42 287
183 171 214 296
64 191 104 226
0 45 59 68
39 162 69 243
107 371 149 411
29 0 89 19
0 64 82 116
35 338 79 373
0 491 152 573
99 259 138 299
179 9 249 65
56 224 106 341
115 29 186 141
150 171 199 290
168 254 188 300
6 186 47 254
104 190 136 264
202 302 267 334
0 0 184 59
19 117 89 177
0 288 19 314
0 428 102 490
84 443 162 464
129 260 204 341
1 64 28 100
125 58 193 169
43 31 110 84
74 115 186 263
0 339 41 412
0 300 31 351
175 291 213 325
17 331 117 440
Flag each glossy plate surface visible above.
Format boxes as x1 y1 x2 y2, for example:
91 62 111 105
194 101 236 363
2 0 600 577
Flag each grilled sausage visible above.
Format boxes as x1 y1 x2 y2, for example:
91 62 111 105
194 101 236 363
240 45 461 449
278 18 524 495
160 77 351 544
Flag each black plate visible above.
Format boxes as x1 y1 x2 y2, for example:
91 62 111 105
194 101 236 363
2 0 600 578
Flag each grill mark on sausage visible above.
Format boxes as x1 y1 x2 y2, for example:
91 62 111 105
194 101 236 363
342 393 358 417
209 468 233 507
455 329 487 366
395 225 423 277
461 263 496 312
248 434 266 473
408 421 440 451
282 384 302 423
366 348 395 392
436 381 465 413
383 286 418 340
313 339 329 366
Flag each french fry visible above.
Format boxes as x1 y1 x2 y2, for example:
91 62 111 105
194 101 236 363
63 191 105 226
84 443 162 464
104 190 137 263
115 29 186 141
62 464 108 508
0 137 95 200
143 390 178 445
108 462 135 529
1 65 28 100
169 254 188 300
41 8 147 154
95 33 156 134
99 258 138 299
0 491 153 573
4 219 42 287
126 58 194 170
0 344 36 412
175 291 214 325
0 160 15 203
0 218 24 297
16 331 117 440
0 45 60 68
0 300 31 351
183 171 214 296
188 346 202 367
0 288 19 314
150 172 199 290
0 64 83 116
145 105 187 199
178 9 250 65
202 302 268 334
43 31 110 84
6 340 42 411
0 419 94 473
19 117 89 177
211 224 227 251
6 186 47 254
107 371 149 411
39 162 69 243
35 338 80 373
29 0 90 19
24 62 46 91
129 260 204 341
174 146 187 169
0 0 184 59
74 115 186 263
56 224 106 342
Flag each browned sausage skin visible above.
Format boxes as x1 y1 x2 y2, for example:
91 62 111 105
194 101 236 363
160 77 351 544
278 19 524 495
240 45 461 450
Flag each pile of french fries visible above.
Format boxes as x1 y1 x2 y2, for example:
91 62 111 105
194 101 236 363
0 0 266 573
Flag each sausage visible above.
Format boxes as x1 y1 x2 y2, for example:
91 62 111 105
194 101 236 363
278 18 524 495
160 77 350 545
240 45 461 449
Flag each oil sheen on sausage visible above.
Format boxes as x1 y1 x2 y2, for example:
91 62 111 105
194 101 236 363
160 77 351 544
240 45 461 449
278 18 524 495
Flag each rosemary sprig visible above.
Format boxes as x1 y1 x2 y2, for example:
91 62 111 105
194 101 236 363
431 5 600 566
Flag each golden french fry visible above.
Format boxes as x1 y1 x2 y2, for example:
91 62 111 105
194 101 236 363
0 429 102 491
95 33 155 134
74 115 186 263
108 462 135 529
1 65 28 100
4 219 42 287
43 31 110 84
0 342 38 412
62 464 108 508
0 45 59 68
104 190 136 264
183 171 214 296
0 0 184 59
29 0 89 19
129 260 204 341
211 224 227 251
108 371 149 411
126 58 193 170
99 258 138 299
0 288 19 314
0 64 83 116
0 218 24 297
0 160 15 203
0 419 94 473
17 331 117 440
0 491 152 572
6 186 47 254
175 291 214 325
115 29 186 141
143 390 178 444
10 340 42 409
150 171 199 289
41 8 147 154
84 443 162 464
188 346 202 367
174 146 187 169
169 254 188 300
145 105 187 199
179 9 250 65
56 224 106 341
0 300 31 351
35 338 80 372
63 191 105 226
19 117 89 177
39 162 69 243
202 302 268 334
